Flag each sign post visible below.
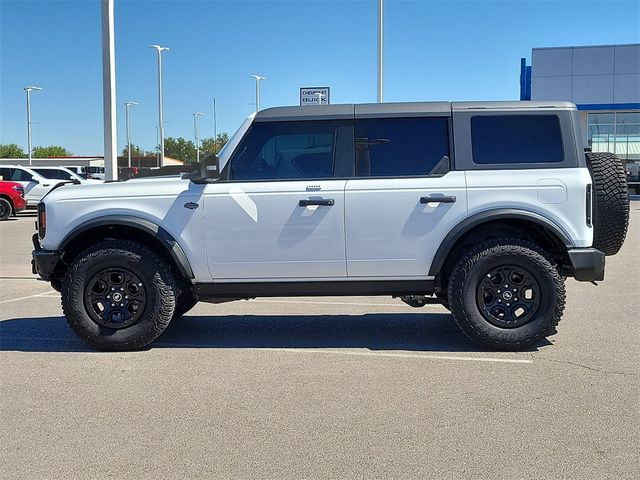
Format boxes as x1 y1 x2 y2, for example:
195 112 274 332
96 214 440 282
300 87 330 106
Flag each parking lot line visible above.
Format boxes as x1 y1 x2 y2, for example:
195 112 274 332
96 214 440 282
254 347 533 364
0 290 56 305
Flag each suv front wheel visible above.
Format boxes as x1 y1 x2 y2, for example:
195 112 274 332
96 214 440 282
447 239 565 351
61 239 177 351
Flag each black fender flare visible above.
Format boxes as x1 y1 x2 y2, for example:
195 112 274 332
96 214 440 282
428 209 574 277
59 215 194 279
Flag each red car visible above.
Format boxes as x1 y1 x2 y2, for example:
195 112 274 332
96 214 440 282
0 180 26 220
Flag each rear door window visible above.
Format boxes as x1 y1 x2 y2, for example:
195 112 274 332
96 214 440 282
354 117 450 177
471 115 564 164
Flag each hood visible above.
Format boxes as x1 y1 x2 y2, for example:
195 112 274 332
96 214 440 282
43 176 191 203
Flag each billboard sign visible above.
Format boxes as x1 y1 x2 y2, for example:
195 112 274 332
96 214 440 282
300 87 330 105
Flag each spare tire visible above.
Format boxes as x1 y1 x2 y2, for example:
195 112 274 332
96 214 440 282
585 152 629 256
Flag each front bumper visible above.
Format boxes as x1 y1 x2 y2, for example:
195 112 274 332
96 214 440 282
567 248 605 282
31 233 61 281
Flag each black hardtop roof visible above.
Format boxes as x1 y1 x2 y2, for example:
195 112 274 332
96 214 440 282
254 101 576 122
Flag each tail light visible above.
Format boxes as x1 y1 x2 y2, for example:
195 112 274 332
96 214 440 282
12 185 25 197
586 184 592 228
38 202 46 239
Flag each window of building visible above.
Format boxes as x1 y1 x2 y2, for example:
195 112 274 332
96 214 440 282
354 117 450 177
471 115 564 164
588 111 640 182
229 121 336 181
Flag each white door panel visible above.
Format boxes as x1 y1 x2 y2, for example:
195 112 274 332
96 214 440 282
204 180 347 279
345 172 467 277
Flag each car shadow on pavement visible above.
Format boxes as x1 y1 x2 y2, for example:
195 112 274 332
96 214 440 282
0 313 550 353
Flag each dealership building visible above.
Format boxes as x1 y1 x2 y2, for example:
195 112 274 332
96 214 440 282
520 43 640 177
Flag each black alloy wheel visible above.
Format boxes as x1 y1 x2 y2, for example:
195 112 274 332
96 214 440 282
0 198 11 220
476 265 541 328
84 268 147 329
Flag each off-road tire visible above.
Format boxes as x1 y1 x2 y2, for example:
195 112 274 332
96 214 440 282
0 198 12 220
61 239 177 351
447 238 565 351
173 291 198 319
585 152 629 256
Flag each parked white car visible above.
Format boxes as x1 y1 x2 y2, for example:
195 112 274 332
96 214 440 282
0 165 70 208
32 101 630 352
31 166 102 184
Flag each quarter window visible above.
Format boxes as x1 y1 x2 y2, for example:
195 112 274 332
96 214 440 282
471 115 564 164
354 117 450 177
229 121 336 181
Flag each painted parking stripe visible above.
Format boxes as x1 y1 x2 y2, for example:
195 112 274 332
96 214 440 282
0 290 56 305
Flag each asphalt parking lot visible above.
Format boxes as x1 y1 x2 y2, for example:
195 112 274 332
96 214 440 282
1 208 638 479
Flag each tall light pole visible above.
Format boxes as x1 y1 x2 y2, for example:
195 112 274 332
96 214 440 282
314 92 325 105
102 0 117 180
377 0 384 103
193 112 205 164
250 74 266 113
124 101 138 168
24 86 42 165
213 98 217 154
149 44 169 166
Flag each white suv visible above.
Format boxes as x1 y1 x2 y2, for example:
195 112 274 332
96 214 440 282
32 101 630 351
0 165 71 208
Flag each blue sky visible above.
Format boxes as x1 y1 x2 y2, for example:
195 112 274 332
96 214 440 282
1 0 639 156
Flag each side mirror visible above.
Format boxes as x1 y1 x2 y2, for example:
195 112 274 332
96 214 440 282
201 155 220 179
191 155 220 184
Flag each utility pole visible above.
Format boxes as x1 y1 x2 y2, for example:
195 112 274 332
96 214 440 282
377 0 384 103
124 101 138 168
24 86 42 165
101 0 118 180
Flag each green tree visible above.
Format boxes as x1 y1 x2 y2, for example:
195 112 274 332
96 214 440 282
33 145 72 157
121 145 153 157
200 132 229 157
0 144 26 158
163 137 196 163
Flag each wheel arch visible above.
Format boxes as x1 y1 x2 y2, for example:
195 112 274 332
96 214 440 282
429 209 574 280
59 215 194 280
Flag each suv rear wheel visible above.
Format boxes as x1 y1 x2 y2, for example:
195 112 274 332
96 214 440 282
61 239 177 351
447 238 565 351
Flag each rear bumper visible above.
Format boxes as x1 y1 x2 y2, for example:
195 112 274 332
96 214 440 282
31 233 61 281
567 248 605 282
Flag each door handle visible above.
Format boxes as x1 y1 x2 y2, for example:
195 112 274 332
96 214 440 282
420 195 456 204
299 198 335 207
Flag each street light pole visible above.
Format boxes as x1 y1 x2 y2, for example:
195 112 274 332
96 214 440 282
124 101 138 168
149 44 169 166
250 74 266 113
213 98 217 154
314 92 325 105
377 0 384 103
193 112 205 164
24 86 42 165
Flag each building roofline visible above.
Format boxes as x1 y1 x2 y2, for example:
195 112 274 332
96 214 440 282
532 43 640 51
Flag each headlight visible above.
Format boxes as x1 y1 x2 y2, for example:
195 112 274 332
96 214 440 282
12 185 25 197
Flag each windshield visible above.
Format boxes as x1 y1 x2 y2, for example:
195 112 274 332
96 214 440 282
218 113 255 171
